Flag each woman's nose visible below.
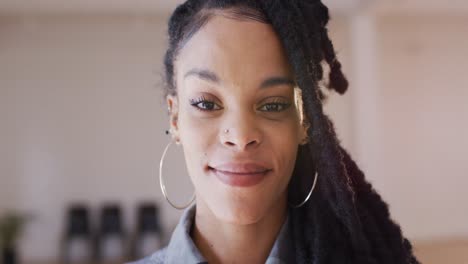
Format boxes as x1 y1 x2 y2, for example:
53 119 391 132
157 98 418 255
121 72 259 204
220 112 262 151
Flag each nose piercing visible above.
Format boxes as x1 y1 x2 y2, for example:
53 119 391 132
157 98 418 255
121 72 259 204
224 129 229 133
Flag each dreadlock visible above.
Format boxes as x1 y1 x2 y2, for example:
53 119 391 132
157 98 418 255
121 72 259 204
162 0 421 263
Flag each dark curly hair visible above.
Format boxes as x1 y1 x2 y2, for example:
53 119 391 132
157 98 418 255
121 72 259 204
163 0 421 263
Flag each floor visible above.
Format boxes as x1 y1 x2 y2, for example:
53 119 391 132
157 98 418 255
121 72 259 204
26 239 468 263
413 239 468 264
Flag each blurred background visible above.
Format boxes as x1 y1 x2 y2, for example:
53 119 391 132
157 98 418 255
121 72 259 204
1 0 467 263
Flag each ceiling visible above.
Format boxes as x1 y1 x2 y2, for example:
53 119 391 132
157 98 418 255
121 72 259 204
0 0 369 15
0 0 467 15
373 0 468 15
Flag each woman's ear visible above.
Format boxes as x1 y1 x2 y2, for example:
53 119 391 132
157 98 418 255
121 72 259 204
166 94 180 143
299 119 310 146
294 87 310 146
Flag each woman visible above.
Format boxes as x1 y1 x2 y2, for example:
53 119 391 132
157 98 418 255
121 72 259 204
132 0 420 263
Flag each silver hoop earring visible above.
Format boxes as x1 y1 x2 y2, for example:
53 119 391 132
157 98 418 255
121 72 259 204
289 171 318 208
159 140 195 210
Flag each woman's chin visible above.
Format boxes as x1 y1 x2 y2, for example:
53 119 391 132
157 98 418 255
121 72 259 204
215 208 265 225
207 197 273 225
195 177 288 225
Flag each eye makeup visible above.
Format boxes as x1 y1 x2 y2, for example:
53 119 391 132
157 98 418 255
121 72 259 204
189 94 292 114
189 95 222 112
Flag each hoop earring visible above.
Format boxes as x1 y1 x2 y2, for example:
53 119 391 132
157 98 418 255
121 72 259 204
159 140 195 210
289 171 318 208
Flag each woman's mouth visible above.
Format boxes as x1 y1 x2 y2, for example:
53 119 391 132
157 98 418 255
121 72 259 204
208 162 272 187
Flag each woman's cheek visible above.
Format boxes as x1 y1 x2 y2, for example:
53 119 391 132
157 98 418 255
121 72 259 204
267 117 301 143
178 109 219 155
178 112 211 183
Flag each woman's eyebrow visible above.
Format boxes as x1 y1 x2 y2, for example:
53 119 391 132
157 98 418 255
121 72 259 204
184 68 294 89
260 77 295 89
184 68 220 83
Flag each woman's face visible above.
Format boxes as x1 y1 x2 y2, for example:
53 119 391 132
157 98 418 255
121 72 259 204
167 13 308 224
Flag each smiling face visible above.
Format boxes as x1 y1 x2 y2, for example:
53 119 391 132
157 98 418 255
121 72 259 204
167 12 308 224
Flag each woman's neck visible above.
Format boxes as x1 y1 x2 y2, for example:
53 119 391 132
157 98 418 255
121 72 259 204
191 194 288 264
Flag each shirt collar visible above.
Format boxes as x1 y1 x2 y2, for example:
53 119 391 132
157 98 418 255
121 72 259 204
164 203 295 264
165 203 207 264
267 207 296 264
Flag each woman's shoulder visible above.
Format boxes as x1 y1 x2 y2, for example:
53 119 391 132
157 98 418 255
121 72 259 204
126 247 168 264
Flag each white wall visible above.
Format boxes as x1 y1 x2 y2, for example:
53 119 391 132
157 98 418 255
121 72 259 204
0 12 467 261
0 15 183 260
376 14 468 240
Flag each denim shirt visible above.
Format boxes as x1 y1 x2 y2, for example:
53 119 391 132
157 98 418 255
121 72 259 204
128 203 296 264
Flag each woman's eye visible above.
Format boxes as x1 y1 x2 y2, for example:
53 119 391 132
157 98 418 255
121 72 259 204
258 103 291 112
190 98 222 111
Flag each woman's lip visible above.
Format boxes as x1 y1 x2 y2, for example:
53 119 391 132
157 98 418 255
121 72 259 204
210 167 270 187
209 162 271 174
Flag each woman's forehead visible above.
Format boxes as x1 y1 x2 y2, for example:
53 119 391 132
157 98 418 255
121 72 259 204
176 14 293 85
